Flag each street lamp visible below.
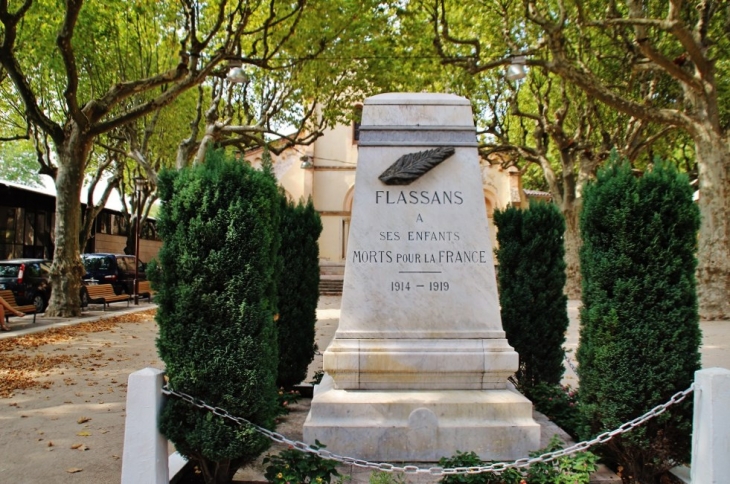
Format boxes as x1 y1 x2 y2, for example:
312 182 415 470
133 176 146 305
506 55 527 81
300 155 313 169
226 59 249 84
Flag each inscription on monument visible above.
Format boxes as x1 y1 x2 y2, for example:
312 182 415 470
350 170 490 295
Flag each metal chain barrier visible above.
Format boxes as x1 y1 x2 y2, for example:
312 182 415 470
162 383 694 476
564 351 579 375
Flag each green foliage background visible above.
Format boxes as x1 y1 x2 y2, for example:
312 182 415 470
494 202 569 393
577 156 701 481
152 150 281 479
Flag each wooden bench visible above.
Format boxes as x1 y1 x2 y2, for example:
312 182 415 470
84 284 131 310
136 281 156 302
0 289 37 323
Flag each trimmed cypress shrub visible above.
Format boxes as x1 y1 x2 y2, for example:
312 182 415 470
276 196 322 389
577 156 701 482
153 150 281 484
494 202 569 394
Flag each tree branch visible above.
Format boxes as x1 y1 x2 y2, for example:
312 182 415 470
543 34 696 133
0 0 64 144
57 0 87 129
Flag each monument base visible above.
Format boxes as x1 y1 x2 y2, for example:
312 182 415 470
324 337 518 390
303 375 541 462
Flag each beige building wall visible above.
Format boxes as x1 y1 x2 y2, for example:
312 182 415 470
480 163 527 250
247 149 310 202
245 115 524 264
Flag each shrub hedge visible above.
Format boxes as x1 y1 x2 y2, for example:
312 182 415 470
494 202 569 395
153 150 281 484
577 157 701 482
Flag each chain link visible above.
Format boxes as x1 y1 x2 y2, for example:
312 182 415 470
563 352 579 375
162 382 694 476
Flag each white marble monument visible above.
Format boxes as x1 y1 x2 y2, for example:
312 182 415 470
304 93 540 461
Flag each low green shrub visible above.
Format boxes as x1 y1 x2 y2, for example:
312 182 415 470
263 441 341 484
274 388 301 417
437 437 598 484
524 436 598 484
437 451 521 484
310 370 325 385
369 471 406 483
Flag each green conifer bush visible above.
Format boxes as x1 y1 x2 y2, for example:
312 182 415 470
152 150 281 484
494 202 569 395
275 196 322 389
577 157 701 482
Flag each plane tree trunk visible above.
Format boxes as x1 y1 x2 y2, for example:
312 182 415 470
562 204 582 299
46 133 91 317
694 130 730 320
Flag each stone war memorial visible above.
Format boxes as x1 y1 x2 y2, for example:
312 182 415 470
304 93 540 461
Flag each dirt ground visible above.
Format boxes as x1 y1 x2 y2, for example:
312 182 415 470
0 310 162 484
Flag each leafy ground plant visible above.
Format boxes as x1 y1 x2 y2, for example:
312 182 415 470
437 451 522 483
275 389 301 417
524 436 598 484
369 471 406 483
264 440 341 483
437 437 598 484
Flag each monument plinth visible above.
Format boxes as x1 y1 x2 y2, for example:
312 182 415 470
304 93 540 461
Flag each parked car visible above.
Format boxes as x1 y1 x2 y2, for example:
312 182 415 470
0 259 52 312
81 253 146 296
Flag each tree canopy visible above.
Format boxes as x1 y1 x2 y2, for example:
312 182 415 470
425 0 729 318
0 0 405 315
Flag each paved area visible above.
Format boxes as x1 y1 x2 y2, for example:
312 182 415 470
0 296 727 483
0 303 161 484
0 300 157 340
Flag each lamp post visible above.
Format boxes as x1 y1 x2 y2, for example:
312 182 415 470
133 176 145 305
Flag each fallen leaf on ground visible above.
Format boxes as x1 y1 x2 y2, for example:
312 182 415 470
71 443 83 449
77 431 91 436
66 468 83 473
0 310 156 399
77 416 91 424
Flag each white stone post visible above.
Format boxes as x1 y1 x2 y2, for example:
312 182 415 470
691 367 730 483
121 367 169 484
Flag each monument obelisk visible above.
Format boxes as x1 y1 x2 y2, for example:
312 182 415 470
304 93 539 461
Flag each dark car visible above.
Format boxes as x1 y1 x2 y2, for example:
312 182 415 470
0 259 52 312
81 253 146 296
